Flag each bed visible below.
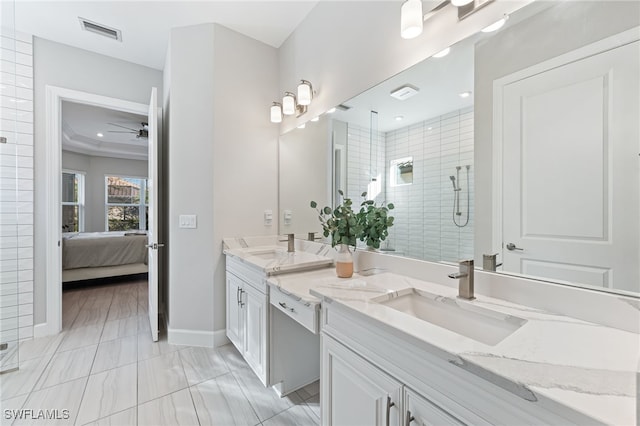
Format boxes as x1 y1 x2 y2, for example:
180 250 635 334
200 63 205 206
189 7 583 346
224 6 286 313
62 231 149 283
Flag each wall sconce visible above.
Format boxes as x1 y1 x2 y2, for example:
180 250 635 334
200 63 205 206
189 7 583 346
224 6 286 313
270 79 316 123
282 92 297 115
270 102 282 123
297 80 313 106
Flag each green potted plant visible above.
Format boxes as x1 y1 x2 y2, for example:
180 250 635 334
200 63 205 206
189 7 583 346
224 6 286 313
357 192 395 250
311 190 362 278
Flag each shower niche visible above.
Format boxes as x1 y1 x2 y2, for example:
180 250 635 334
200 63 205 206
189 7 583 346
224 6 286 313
390 157 413 187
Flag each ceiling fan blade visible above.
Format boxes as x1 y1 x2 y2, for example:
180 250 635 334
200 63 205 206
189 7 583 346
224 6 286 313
108 122 138 131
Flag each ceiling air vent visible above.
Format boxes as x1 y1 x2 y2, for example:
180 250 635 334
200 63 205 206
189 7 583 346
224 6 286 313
336 104 352 111
390 84 420 101
78 18 122 42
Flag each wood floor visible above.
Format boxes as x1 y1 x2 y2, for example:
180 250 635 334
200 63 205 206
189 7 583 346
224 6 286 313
0 279 319 425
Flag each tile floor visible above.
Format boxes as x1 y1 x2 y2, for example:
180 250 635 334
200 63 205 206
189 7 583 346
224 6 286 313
0 278 320 426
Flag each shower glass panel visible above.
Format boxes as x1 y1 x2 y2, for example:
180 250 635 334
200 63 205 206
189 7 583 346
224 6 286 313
0 0 20 373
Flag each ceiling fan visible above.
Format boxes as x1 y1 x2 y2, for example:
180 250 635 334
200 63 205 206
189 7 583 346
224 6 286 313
108 122 149 139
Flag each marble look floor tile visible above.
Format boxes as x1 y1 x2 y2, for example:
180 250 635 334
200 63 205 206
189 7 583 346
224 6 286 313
81 297 113 311
0 356 51 400
137 351 188 404
218 343 249 371
190 373 260 426
138 389 198 426
35 345 97 390
57 324 103 352
262 404 320 426
15 377 87 426
82 407 136 426
61 305 81 330
137 331 180 362
233 366 303 421
179 346 229 386
100 317 138 343
76 363 137 425
296 380 320 400
304 394 320 420
18 333 66 362
91 335 137 374
0 393 28 426
71 308 109 329
136 315 150 336
106 300 138 322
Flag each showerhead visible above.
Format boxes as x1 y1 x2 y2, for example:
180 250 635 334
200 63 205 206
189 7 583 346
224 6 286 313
449 175 457 190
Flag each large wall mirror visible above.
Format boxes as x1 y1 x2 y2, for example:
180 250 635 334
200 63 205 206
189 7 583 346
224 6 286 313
279 0 640 297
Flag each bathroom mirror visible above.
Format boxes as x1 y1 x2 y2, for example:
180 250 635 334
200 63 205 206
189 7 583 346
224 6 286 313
279 0 640 297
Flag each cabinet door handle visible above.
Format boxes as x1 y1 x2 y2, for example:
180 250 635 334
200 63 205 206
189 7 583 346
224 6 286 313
386 396 395 426
236 287 240 305
239 289 245 307
278 301 295 313
405 410 415 426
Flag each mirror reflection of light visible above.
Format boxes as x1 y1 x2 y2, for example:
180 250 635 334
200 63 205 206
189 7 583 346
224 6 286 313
327 107 337 114
367 174 382 200
433 47 451 58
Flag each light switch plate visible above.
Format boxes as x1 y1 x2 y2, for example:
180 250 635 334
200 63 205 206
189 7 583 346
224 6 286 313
283 210 292 226
264 210 273 226
179 214 197 229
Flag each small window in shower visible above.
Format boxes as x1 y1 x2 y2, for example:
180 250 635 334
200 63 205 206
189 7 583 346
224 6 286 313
390 157 413 187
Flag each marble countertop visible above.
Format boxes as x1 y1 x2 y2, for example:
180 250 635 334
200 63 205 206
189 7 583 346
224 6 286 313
223 237 333 275
269 268 638 425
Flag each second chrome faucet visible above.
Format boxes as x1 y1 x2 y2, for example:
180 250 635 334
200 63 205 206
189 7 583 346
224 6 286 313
448 259 475 300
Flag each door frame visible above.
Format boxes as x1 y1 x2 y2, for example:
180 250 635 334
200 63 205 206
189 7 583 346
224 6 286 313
491 27 640 265
42 86 150 336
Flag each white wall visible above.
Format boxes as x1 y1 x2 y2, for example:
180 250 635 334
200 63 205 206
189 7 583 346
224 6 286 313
61 151 148 232
473 0 640 264
277 0 532 133
33 37 162 324
164 23 279 344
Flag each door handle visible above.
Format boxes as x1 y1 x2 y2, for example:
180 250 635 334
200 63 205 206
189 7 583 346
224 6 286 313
146 243 165 249
506 243 523 251
386 396 395 426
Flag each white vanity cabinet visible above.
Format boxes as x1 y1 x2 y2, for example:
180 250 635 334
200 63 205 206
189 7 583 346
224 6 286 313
225 257 269 385
404 388 464 426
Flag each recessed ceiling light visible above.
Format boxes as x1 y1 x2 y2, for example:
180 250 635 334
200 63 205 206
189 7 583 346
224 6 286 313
327 107 336 114
395 116 404 121
298 123 306 129
482 15 509 33
311 116 320 122
459 91 472 98
390 84 420 101
433 47 451 58
97 133 104 137
427 127 433 130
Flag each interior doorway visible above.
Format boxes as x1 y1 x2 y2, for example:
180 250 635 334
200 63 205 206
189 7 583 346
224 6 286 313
44 86 161 340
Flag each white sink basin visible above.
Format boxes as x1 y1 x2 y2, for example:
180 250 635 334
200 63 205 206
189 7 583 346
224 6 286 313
244 247 286 260
373 289 526 346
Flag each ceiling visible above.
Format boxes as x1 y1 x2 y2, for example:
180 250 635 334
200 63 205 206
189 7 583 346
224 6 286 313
62 101 149 161
14 1 319 70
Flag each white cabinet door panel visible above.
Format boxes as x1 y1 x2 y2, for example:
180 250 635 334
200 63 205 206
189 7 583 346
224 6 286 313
243 282 268 386
226 273 243 351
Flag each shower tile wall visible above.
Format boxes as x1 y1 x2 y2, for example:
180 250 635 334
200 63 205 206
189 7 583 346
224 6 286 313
345 123 386 204
0 29 34 362
385 107 474 262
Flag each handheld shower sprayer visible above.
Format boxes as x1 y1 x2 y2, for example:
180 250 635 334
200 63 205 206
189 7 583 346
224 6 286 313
449 175 458 191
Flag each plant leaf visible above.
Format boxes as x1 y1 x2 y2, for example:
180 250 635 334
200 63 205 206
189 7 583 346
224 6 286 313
310 201 317 208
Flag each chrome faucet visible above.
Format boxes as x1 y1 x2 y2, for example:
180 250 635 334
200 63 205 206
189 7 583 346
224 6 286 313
279 233 295 253
308 232 320 242
482 253 502 272
448 259 475 300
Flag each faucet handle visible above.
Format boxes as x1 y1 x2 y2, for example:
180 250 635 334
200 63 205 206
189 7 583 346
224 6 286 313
307 232 320 241
279 233 295 242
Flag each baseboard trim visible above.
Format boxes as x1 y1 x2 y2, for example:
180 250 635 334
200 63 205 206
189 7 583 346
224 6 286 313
167 327 214 347
33 322 53 338
213 329 230 348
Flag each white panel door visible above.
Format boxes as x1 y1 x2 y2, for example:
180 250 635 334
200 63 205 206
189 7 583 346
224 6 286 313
147 87 160 341
502 41 639 291
322 335 401 426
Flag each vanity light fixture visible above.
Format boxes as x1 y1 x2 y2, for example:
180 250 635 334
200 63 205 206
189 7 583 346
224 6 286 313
96 132 104 138
459 91 472 98
282 92 297 115
433 47 451 58
270 102 283 123
482 14 509 32
297 80 313 106
327 107 337 114
400 0 423 39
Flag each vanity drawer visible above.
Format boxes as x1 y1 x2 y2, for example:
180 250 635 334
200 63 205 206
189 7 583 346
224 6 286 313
270 289 318 334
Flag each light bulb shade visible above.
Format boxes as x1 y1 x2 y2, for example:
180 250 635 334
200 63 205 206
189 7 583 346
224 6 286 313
282 92 296 115
482 15 508 33
401 0 423 39
450 0 473 6
297 80 313 106
270 102 282 123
